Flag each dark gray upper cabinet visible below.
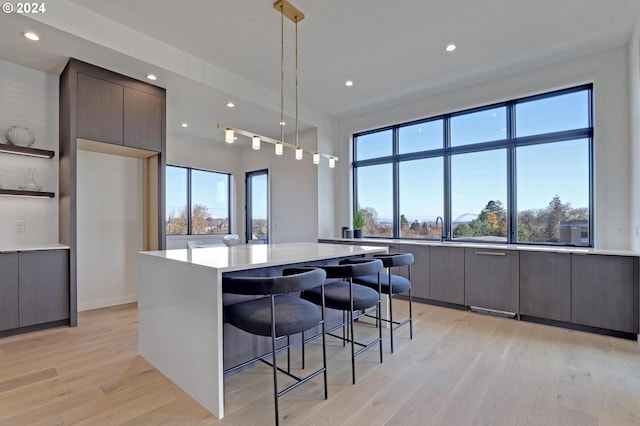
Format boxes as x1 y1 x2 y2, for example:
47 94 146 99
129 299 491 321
0 252 19 331
429 246 465 305
19 250 70 327
464 248 519 313
519 251 571 322
124 87 163 152
74 65 164 153
571 254 637 333
77 73 124 145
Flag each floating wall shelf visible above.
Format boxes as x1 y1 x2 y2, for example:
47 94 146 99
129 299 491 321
0 189 55 198
0 144 55 158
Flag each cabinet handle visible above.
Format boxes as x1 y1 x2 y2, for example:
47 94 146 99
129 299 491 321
475 251 506 256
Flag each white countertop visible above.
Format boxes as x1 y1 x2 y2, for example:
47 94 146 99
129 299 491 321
139 241 389 272
0 243 70 252
320 237 640 257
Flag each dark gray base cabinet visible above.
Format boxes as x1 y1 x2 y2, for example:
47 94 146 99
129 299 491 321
19 250 70 327
394 245 429 299
519 251 571 322
0 253 19 331
571 254 637 333
429 246 465 305
464 248 519 313
0 250 70 332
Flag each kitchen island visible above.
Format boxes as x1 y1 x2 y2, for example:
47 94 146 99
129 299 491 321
137 242 387 419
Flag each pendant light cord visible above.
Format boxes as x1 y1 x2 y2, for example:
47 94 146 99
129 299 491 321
280 4 285 144
295 17 299 148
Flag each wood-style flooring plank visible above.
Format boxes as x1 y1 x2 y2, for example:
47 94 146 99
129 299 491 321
0 302 639 425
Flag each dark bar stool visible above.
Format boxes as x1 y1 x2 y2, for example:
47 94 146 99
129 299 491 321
301 258 383 384
222 267 328 426
343 253 414 353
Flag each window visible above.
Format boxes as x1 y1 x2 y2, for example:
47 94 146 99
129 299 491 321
451 149 507 241
353 85 593 246
166 165 231 235
355 163 393 237
399 157 443 238
246 170 269 243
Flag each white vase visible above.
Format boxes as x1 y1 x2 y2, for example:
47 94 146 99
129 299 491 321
6 126 35 147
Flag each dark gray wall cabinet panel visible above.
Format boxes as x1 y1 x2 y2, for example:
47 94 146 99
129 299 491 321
0 253 20 331
464 248 519 313
519 251 571 322
123 87 163 152
77 73 124 145
19 250 70 327
571 254 637 333
429 246 465 305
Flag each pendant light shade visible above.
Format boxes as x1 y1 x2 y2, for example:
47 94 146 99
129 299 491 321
329 157 336 168
225 128 234 143
275 142 284 155
313 152 320 164
295 147 303 160
252 136 261 150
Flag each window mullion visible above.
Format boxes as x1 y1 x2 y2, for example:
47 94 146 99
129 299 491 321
444 115 451 241
507 102 516 244
393 128 400 238
187 168 192 235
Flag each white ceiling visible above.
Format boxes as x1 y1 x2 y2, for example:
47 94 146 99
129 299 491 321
1 0 639 142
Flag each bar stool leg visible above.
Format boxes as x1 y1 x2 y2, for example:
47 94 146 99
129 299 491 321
301 330 306 370
408 264 413 340
408 288 413 340
377 272 383 363
270 296 280 426
388 269 395 353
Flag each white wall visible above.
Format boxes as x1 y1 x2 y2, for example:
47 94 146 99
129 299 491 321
0 59 59 245
76 150 143 311
336 46 631 250
240 128 319 243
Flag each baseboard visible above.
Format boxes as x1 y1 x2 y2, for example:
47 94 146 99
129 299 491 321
78 295 138 312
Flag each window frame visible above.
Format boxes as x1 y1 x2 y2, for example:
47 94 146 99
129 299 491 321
166 164 232 236
352 84 593 247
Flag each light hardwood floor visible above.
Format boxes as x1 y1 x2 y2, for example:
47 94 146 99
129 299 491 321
1 301 639 425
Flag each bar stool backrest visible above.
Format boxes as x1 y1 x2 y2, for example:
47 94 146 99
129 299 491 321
320 258 383 279
222 267 327 296
374 253 414 268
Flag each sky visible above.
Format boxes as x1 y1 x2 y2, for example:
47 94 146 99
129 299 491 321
356 89 590 222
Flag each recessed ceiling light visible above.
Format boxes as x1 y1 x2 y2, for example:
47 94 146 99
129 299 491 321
226 102 235 108
345 80 354 87
22 32 39 41
146 74 157 81
181 123 188 128
445 44 456 52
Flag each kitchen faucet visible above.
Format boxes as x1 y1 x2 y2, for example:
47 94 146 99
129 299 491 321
435 216 444 242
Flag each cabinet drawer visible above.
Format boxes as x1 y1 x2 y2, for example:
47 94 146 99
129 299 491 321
464 248 519 313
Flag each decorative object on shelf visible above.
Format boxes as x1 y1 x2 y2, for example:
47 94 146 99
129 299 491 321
5 126 35 147
19 167 43 191
353 209 365 238
341 226 353 239
217 0 338 168
222 234 241 246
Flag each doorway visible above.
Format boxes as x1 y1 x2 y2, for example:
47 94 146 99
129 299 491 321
245 169 269 243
